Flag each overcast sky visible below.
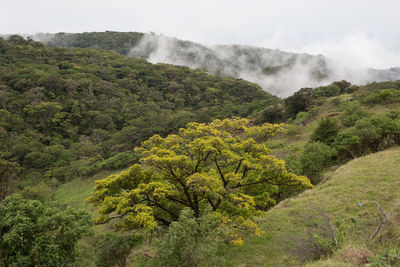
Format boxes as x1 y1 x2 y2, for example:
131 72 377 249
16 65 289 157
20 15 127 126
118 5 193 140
1 0 400 68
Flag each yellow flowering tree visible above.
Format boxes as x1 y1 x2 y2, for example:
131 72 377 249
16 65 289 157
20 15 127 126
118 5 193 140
87 117 312 243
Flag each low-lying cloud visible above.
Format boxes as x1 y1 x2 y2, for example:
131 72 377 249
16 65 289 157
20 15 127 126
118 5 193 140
129 33 400 97
262 32 400 70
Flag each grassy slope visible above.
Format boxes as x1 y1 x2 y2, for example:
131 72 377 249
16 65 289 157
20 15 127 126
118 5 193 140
54 170 126 266
55 148 400 267
54 94 400 266
54 170 119 208
224 148 400 267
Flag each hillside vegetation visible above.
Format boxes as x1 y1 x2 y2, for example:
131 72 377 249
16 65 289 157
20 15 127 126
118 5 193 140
1 34 400 266
54 78 400 266
225 148 400 266
36 31 400 96
0 35 274 200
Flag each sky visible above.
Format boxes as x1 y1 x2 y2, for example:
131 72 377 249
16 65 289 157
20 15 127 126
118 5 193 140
1 0 400 69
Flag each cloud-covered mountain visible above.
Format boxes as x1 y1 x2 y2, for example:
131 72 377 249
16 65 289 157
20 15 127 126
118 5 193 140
33 31 400 97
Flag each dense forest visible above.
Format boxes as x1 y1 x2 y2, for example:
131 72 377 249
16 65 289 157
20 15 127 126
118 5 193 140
1 34 400 266
36 31 400 97
0 35 275 199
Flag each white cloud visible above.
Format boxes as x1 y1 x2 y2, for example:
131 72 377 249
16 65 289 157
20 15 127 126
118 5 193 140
261 32 400 69
1 0 400 70
298 34 400 69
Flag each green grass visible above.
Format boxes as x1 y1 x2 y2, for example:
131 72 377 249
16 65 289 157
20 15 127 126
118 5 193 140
54 176 97 208
224 148 400 267
54 169 124 209
54 170 127 267
57 143 400 267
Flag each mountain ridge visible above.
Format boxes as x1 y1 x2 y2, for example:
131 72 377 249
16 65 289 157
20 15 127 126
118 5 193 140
30 31 400 97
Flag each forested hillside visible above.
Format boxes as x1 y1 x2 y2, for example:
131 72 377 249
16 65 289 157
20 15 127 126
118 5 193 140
53 77 400 267
36 31 400 97
0 35 275 200
1 34 400 267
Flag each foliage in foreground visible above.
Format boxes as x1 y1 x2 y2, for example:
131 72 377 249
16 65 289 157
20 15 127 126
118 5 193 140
153 208 226 267
95 232 143 267
0 194 93 266
88 117 312 244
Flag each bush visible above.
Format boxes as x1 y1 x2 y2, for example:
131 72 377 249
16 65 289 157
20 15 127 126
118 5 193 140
21 182 54 201
95 232 143 267
95 151 140 171
311 118 339 145
256 104 285 123
314 85 341 97
332 129 361 159
353 118 381 153
362 89 400 105
284 87 315 119
292 210 356 263
300 142 337 181
365 248 400 267
0 194 93 266
295 111 310 125
345 85 360 94
79 151 140 177
154 208 226 267
341 101 368 127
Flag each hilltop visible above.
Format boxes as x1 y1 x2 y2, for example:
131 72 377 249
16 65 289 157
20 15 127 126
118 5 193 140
34 31 400 97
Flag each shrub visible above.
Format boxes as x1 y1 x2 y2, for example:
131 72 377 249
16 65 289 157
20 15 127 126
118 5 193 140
295 111 310 125
300 142 337 181
345 85 360 94
332 129 361 159
332 80 352 93
154 208 226 267
0 194 93 266
95 233 143 267
341 101 368 127
256 104 285 123
362 89 400 105
284 87 315 119
311 118 339 145
365 248 400 267
292 210 356 263
21 182 54 201
314 85 341 97
337 245 373 266
353 118 381 153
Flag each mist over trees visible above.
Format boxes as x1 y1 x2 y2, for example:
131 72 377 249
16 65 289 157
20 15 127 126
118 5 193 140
1 33 400 266
0 35 274 199
35 31 400 97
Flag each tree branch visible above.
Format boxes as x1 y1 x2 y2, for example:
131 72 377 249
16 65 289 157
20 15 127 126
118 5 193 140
154 216 171 226
369 201 389 241
235 159 243 174
194 151 212 173
147 194 179 221
214 156 227 186
95 212 129 225
165 195 188 206
168 169 194 208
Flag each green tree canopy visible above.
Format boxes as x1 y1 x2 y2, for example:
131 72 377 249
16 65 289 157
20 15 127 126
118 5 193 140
0 194 93 266
311 117 339 145
0 159 20 201
88 117 312 244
